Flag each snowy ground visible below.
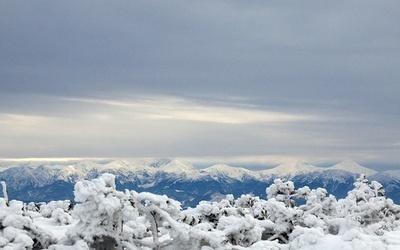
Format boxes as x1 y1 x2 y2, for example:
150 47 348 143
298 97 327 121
22 217 400 249
1 174 400 249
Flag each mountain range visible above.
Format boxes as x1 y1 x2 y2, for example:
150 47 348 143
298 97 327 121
0 159 399 207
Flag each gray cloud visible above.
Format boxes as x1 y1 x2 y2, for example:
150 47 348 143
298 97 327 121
1 1 399 168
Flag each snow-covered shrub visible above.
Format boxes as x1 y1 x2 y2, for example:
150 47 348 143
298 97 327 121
236 194 268 220
216 215 263 247
39 200 73 218
265 179 320 243
129 190 183 249
35 200 74 226
62 173 132 249
26 202 41 212
188 200 224 226
263 198 301 243
181 197 235 231
347 175 383 204
325 174 400 238
51 208 73 226
180 194 271 248
343 175 400 234
266 179 296 207
297 187 338 231
0 198 54 249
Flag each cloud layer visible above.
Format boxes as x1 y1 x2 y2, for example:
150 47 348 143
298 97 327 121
1 1 399 168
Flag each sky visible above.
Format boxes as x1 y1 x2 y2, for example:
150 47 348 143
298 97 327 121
1 1 399 169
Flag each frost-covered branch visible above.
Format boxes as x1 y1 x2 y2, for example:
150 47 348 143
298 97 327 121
1 181 9 206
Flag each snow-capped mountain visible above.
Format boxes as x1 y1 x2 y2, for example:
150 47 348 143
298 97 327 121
158 159 202 179
201 164 258 181
0 158 398 207
329 160 377 176
259 161 321 178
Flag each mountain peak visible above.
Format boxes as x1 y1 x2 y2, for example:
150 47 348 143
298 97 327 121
260 161 320 177
159 159 201 178
202 164 257 180
329 161 377 176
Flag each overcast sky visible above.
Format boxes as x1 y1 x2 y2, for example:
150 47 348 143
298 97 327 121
1 1 399 169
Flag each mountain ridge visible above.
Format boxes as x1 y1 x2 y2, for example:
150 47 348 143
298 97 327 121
0 158 382 176
0 158 398 207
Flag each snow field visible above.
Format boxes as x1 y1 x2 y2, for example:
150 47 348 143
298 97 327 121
1 174 400 249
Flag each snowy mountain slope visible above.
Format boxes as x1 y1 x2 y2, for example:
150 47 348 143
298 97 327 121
328 160 377 176
259 161 321 178
102 159 134 170
383 169 400 179
158 159 203 179
57 160 104 181
93 158 204 181
0 166 63 190
0 159 378 180
201 164 259 181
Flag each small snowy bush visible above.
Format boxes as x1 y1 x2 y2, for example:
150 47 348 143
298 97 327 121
0 199 54 249
63 173 129 248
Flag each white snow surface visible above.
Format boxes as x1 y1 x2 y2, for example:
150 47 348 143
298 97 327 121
329 160 377 176
98 158 204 178
158 159 203 179
202 164 258 180
259 161 321 178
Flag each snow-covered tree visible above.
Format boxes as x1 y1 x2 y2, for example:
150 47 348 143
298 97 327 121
337 175 400 235
59 173 132 249
266 178 296 207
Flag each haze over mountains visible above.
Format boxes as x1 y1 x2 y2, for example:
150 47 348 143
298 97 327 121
0 159 399 207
